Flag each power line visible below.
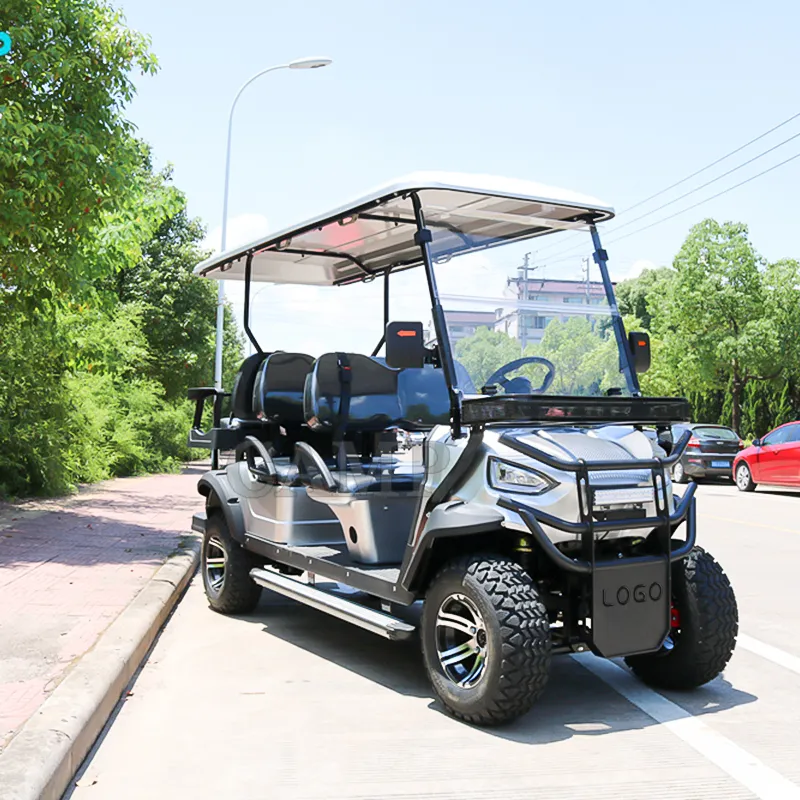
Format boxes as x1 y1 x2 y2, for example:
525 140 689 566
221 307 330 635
618 109 800 214
598 129 800 235
533 109 800 258
546 149 800 264
541 130 800 264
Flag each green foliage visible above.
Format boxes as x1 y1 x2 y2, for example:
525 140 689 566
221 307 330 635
114 205 244 399
616 267 675 329
618 220 800 436
454 327 520 389
0 2 243 498
0 0 162 310
454 316 623 396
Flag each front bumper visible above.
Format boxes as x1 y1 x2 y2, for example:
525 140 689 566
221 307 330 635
497 429 695 658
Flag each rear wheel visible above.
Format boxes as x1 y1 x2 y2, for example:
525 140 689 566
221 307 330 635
202 512 262 614
625 547 737 689
735 462 756 492
421 555 551 726
672 461 689 484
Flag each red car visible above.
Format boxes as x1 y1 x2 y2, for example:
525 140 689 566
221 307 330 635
733 421 800 491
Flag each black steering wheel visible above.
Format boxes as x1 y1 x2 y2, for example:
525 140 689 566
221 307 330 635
483 357 556 395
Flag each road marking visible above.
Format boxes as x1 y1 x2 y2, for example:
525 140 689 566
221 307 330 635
572 653 800 800
738 634 800 676
700 513 799 535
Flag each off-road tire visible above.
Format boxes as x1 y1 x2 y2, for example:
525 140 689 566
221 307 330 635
625 547 737 689
421 555 551 726
735 462 756 492
202 512 262 614
672 461 689 484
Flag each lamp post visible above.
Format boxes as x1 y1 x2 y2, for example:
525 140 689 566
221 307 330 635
214 56 332 389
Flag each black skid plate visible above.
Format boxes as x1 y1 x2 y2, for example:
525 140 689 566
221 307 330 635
591 558 670 658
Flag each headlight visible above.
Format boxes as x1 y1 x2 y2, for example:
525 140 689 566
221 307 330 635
489 457 556 495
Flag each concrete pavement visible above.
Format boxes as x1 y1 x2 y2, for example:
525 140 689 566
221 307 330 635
0 469 205 800
64 482 800 800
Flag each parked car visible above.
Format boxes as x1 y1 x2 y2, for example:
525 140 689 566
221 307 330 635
733 421 800 492
669 423 744 484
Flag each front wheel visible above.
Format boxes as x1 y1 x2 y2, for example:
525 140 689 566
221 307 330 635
421 555 551 726
735 462 756 492
625 547 738 689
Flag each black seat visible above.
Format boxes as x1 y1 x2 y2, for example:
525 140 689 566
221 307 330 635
304 354 450 433
236 436 302 486
293 442 420 494
229 352 271 421
252 352 314 425
305 353 401 433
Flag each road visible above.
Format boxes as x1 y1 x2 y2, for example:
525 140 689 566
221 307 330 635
66 483 800 800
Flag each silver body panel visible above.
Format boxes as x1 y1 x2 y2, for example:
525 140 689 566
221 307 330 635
228 423 672 568
231 461 344 546
415 425 672 547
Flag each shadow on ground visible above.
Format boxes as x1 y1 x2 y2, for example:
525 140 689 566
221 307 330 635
0 467 203 572
242 590 757 745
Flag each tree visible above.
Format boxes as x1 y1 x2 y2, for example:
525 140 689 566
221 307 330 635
0 0 158 310
454 327 521 389
616 267 676 330
659 219 796 434
115 197 244 400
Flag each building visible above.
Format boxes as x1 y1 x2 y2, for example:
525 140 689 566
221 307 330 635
504 277 613 345
440 277 614 347
443 309 499 343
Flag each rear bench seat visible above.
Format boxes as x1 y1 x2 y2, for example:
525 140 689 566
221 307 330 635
237 351 315 485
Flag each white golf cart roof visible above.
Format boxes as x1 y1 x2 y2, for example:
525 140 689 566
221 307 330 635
194 171 614 286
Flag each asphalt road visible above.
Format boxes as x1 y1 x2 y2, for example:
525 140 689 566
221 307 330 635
66 482 800 800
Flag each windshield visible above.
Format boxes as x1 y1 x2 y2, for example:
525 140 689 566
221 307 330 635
430 233 629 397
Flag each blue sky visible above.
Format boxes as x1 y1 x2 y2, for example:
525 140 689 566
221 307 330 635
117 0 800 349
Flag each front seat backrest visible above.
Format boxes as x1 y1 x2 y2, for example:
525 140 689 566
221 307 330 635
396 364 450 429
305 353 401 432
252 352 315 426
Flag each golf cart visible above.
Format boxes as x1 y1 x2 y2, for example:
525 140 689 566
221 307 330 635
188 173 738 726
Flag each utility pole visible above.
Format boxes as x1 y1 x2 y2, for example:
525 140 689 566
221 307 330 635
518 252 536 351
581 256 591 305
581 255 594 331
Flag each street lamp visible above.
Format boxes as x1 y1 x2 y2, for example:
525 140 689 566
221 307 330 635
214 56 333 389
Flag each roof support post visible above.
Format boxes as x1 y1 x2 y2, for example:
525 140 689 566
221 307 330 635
410 192 463 437
243 253 263 355
588 224 639 395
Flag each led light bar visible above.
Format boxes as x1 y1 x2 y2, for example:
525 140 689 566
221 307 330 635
593 487 655 506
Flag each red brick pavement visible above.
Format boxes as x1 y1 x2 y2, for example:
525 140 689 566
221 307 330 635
0 468 205 751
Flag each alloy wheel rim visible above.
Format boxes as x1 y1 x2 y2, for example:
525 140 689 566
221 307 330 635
673 463 684 481
205 537 227 596
736 465 749 489
435 593 488 688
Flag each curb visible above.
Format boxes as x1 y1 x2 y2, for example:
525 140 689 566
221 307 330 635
0 539 201 800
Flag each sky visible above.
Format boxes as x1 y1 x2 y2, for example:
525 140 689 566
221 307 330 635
116 0 800 354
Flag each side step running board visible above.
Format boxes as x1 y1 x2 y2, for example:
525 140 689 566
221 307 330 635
249 568 416 641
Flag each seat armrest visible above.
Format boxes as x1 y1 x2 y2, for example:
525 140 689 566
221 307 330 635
294 442 337 492
235 436 277 484
187 387 231 430
187 386 222 402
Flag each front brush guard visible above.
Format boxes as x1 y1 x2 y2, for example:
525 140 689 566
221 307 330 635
497 429 696 658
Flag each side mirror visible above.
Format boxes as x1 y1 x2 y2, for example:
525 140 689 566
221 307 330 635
385 321 425 369
752 438 762 447
628 331 651 374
